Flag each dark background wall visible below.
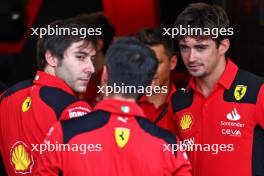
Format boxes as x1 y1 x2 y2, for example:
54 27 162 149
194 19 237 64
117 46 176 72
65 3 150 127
0 0 263 87
0 0 102 86
227 0 264 76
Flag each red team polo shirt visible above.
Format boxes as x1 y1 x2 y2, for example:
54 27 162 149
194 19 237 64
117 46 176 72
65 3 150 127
171 59 264 176
138 83 177 134
35 99 192 176
0 71 91 175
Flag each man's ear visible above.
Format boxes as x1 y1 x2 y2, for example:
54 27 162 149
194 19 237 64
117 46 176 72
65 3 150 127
219 39 230 56
45 50 58 67
101 66 108 87
170 55 177 71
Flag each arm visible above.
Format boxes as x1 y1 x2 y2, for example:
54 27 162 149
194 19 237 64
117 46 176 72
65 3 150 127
0 151 8 176
34 122 63 176
172 149 192 176
255 84 264 128
60 100 92 120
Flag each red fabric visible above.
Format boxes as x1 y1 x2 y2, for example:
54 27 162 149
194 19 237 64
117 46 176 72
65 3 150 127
0 71 91 175
103 0 159 36
138 83 177 134
35 99 192 176
172 59 264 176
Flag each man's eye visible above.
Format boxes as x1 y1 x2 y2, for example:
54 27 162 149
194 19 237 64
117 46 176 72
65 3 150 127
91 55 96 61
76 55 85 60
180 46 189 52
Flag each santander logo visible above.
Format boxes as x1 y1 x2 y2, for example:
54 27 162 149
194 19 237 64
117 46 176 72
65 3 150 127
226 108 240 121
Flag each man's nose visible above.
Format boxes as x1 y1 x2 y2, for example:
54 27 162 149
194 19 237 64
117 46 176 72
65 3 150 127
188 49 197 62
84 59 95 74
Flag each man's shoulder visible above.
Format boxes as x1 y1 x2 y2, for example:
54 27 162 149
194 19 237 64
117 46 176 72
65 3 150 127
0 80 33 102
235 69 264 83
223 69 264 104
59 110 110 144
135 116 177 145
171 87 194 113
39 86 80 106
39 86 91 119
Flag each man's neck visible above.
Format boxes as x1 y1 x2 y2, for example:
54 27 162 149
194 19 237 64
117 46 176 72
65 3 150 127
44 66 56 76
195 58 227 98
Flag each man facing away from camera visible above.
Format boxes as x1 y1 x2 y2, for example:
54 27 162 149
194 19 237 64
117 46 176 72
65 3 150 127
35 37 192 176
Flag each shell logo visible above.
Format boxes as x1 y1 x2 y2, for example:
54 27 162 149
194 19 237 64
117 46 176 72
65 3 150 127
180 114 193 131
10 141 34 174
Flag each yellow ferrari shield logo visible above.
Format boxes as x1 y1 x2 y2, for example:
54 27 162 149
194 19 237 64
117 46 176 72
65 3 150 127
22 97 31 112
234 85 247 101
115 127 130 148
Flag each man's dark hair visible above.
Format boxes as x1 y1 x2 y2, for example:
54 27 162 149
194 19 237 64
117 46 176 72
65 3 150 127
74 12 115 54
136 28 175 58
105 37 158 100
174 3 230 47
36 18 97 70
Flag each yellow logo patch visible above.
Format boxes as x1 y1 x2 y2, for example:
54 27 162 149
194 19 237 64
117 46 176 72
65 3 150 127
234 85 247 101
22 97 31 112
180 114 193 131
115 127 130 148
10 141 34 174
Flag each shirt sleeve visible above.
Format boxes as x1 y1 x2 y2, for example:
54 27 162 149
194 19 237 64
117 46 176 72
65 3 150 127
0 102 6 175
170 137 192 176
171 112 181 139
60 100 92 120
255 84 264 129
172 150 192 176
34 122 63 176
163 136 192 176
0 151 7 176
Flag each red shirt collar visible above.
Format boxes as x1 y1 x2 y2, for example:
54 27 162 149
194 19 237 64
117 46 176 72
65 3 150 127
218 59 238 89
33 71 76 95
139 83 176 105
187 58 238 91
94 99 145 117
